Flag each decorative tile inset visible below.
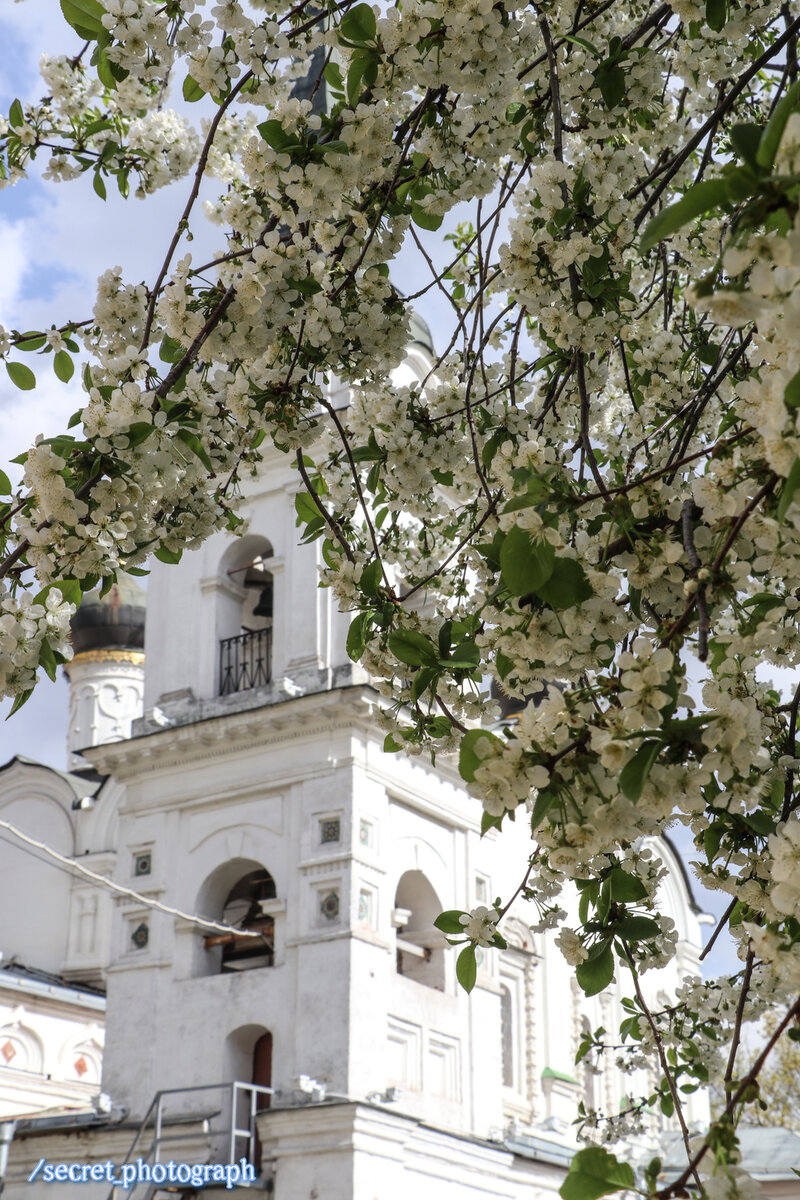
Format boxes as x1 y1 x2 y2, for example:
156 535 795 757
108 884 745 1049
320 891 340 921
131 921 149 949
359 819 373 847
475 875 489 904
320 819 340 845
134 852 151 877
1 1040 16 1064
358 889 372 924
74 1056 88 1077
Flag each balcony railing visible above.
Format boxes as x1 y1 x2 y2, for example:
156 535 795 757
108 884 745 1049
105 1081 272 1199
219 628 272 696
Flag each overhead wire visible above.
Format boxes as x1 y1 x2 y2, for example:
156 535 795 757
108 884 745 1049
0 818 260 937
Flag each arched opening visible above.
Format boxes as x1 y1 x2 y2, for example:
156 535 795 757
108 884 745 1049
195 860 277 976
224 1025 272 1175
393 870 445 991
217 536 274 696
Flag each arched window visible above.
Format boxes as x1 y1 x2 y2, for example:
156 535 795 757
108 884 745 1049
217 537 274 696
393 870 445 991
202 867 277 973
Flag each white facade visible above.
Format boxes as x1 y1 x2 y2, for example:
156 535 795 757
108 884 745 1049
0 416 709 1197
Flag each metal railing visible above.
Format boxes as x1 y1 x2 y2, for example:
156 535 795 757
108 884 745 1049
106 1081 272 1199
219 628 272 695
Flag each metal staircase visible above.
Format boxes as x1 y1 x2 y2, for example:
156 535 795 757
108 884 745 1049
106 1081 272 1199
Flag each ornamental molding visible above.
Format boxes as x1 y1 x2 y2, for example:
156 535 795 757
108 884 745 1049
84 685 447 783
86 690 374 778
67 650 145 668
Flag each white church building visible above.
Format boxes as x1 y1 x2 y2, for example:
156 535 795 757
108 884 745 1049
0 333 709 1198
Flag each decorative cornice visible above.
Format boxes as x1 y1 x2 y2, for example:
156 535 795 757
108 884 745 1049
67 650 145 668
84 686 381 779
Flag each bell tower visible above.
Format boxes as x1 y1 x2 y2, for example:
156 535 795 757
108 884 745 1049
64 575 146 769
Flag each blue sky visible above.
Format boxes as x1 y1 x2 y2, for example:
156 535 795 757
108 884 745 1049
0 4 743 977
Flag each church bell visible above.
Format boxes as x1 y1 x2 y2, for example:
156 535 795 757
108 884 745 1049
252 580 273 620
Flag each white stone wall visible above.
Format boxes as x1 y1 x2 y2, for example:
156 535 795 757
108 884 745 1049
85 687 707 1143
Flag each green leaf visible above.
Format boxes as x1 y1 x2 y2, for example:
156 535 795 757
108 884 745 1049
619 739 660 802
339 2 377 44
324 62 344 93
295 490 320 525
383 733 403 752
347 612 368 661
6 688 33 719
410 202 443 231
0 470 11 496
123 422 154 450
9 99 24 129
561 34 601 58
346 51 378 106
96 49 117 90
456 943 477 993
705 0 726 31
39 639 59 682
615 915 661 941
60 0 107 40
446 640 481 670
154 544 183 564
176 427 213 473
257 119 296 151
182 74 205 102
639 179 731 254
459 727 503 784
595 64 625 109
607 868 648 902
743 809 775 835
784 367 800 410
778 458 800 523
159 335 185 364
535 558 593 610
530 786 557 831
290 275 323 296
560 1148 635 1200
359 558 381 596
411 666 438 702
5 361 36 391
53 350 74 383
434 910 467 935
16 332 46 351
500 526 555 595
575 942 615 999
730 123 763 170
757 78 800 169
388 628 438 667
33 579 82 609
93 171 107 200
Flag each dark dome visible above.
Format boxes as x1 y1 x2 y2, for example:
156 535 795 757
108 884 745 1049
70 574 146 655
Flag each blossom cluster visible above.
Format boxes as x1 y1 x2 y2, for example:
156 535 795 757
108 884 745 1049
2 0 800 1187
